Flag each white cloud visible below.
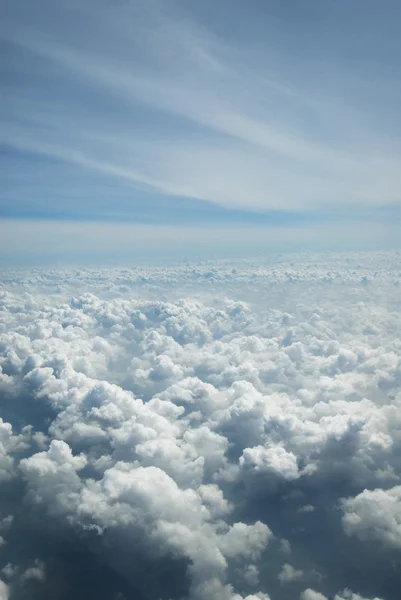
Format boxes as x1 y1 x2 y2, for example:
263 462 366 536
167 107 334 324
240 445 300 480
2 0 401 216
301 590 328 600
334 591 384 600
0 580 8 600
0 251 400 598
342 486 401 548
278 563 304 584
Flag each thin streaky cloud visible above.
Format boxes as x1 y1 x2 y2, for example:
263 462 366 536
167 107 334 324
1 0 400 230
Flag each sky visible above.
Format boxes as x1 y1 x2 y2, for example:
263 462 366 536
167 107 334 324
1 5 401 595
1 0 401 262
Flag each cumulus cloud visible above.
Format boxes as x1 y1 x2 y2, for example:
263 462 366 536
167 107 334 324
301 590 385 600
342 486 401 548
0 251 400 599
0 580 8 600
277 563 304 584
334 592 385 600
301 591 328 600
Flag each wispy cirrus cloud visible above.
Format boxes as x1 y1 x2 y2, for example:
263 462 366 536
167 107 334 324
1 0 401 229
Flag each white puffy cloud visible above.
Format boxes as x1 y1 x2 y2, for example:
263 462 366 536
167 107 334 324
0 251 400 599
240 445 300 480
342 486 401 548
20 440 87 514
334 591 384 600
0 580 8 600
301 590 328 600
278 563 304 584
300 589 384 600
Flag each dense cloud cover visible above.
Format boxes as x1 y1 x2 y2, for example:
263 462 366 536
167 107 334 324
0 252 400 600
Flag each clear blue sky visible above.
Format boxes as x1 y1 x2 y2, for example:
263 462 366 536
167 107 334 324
1 0 400 262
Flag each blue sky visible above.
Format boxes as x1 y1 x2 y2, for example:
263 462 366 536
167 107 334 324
1 0 400 262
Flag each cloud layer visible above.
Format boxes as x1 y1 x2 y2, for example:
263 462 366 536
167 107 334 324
0 251 400 599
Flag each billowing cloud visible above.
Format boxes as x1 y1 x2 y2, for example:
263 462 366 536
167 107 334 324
0 251 400 599
301 589 385 600
301 591 328 600
342 486 401 548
